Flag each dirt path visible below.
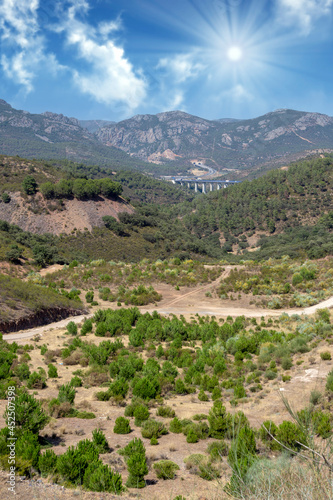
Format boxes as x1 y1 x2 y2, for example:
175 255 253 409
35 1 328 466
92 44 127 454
3 288 333 342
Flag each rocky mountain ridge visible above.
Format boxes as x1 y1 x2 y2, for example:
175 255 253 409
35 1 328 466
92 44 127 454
0 99 151 172
95 108 333 173
1 99 333 177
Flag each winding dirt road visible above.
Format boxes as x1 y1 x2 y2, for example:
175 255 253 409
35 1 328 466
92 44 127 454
4 291 333 342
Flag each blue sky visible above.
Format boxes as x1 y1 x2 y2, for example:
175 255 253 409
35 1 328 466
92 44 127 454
0 0 333 122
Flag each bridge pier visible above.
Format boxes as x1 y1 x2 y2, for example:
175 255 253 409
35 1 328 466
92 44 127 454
202 183 206 194
187 182 191 188
217 184 220 190
210 183 213 192
194 182 198 193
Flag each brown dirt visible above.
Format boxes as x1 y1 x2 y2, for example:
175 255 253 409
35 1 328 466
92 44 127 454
1 319 332 499
2 266 333 499
0 192 134 235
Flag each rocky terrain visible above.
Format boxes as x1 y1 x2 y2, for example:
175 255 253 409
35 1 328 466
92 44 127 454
0 100 149 171
95 109 333 174
1 99 333 177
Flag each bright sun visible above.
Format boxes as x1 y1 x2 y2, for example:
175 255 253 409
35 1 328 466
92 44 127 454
227 46 243 61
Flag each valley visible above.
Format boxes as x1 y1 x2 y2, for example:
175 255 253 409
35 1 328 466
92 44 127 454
0 145 332 499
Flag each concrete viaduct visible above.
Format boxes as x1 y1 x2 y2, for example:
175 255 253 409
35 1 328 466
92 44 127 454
171 178 240 193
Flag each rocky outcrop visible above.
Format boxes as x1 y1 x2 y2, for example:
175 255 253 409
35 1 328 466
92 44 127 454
95 108 333 171
0 307 86 333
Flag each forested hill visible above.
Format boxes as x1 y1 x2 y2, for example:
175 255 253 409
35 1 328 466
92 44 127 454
0 155 332 264
176 156 333 256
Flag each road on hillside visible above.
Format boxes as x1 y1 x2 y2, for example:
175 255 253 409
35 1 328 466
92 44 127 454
4 291 333 342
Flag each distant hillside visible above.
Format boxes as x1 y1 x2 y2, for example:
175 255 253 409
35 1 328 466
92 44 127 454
0 100 156 173
95 109 333 177
0 155 332 265
2 99 333 179
178 155 333 257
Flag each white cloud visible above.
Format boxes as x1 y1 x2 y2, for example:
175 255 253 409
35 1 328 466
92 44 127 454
0 0 146 110
157 53 205 83
221 85 254 103
0 0 63 92
276 0 333 33
169 92 184 110
58 3 146 111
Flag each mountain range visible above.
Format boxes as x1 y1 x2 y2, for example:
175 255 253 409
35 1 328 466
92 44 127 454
0 99 149 172
1 99 333 178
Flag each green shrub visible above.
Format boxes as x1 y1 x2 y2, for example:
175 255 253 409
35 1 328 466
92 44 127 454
192 413 208 421
141 419 167 439
81 319 93 335
76 411 96 419
114 417 131 434
5 392 49 434
134 405 150 426
119 437 145 459
281 357 292 370
182 421 209 440
276 421 307 451
150 437 158 445
208 401 229 438
22 175 38 195
92 428 109 453
312 410 332 438
16 431 41 468
27 371 46 389
156 406 176 418
169 417 183 434
109 378 129 399
153 460 180 479
95 390 111 401
132 377 160 400
211 387 222 400
207 440 229 460
227 426 257 494
121 438 148 489
265 370 277 380
2 192 10 203
259 420 281 450
83 461 123 493
15 363 30 381
186 428 199 443
124 397 147 417
40 344 48 355
292 273 303 286
126 452 148 488
320 351 332 361
48 364 58 378
198 390 209 401
38 449 57 477
174 379 188 394
85 291 94 304
66 321 78 335
58 383 75 405
234 385 246 398
69 376 82 387
57 441 98 484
